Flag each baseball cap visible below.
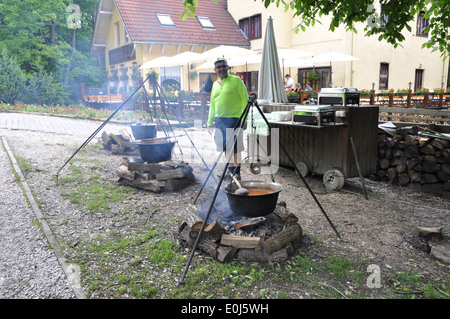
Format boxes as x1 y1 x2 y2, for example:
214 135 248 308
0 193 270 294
214 57 228 66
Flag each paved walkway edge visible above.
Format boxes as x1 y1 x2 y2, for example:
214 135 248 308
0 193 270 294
1 136 87 299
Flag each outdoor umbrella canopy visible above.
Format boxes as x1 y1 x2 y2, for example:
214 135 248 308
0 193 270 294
139 56 174 69
191 45 254 63
258 17 288 103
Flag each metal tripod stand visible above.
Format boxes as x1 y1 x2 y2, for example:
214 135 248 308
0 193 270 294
179 93 341 285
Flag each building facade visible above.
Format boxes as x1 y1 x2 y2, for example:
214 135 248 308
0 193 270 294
91 0 448 94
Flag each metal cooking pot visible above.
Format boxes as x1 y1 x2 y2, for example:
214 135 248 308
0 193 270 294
223 181 283 217
130 124 157 140
136 141 175 163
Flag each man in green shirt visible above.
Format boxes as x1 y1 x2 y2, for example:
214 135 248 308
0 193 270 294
207 57 248 181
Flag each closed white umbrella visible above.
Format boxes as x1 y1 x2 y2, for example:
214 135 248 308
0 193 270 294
258 17 287 103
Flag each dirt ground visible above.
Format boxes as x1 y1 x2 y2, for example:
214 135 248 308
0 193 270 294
2 126 449 298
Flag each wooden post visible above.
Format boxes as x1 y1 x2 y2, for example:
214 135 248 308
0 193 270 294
424 93 429 108
439 93 444 107
388 93 394 107
370 90 375 105
407 90 412 108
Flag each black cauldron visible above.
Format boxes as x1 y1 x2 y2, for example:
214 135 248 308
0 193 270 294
136 141 175 163
223 181 283 217
130 124 157 140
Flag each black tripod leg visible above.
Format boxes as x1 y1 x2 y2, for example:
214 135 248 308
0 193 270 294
179 101 251 284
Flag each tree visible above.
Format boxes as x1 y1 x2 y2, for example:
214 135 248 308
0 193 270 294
181 0 450 57
24 64 69 105
0 47 26 104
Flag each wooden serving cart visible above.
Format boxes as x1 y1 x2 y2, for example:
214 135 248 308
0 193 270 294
256 106 379 191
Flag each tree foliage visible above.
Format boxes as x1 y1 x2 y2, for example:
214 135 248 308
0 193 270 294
0 47 26 104
181 0 450 57
0 0 104 104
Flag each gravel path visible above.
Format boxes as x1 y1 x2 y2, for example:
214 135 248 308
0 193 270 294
0 137 75 299
0 113 128 299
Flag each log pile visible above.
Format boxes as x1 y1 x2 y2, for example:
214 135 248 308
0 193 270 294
101 130 140 156
117 158 195 192
178 202 303 263
376 126 450 198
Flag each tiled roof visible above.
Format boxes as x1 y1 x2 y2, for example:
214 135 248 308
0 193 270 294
114 0 250 47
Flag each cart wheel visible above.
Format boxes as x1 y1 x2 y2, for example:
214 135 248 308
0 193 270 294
323 169 345 191
295 162 309 177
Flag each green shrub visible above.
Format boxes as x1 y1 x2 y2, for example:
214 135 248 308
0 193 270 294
0 47 26 104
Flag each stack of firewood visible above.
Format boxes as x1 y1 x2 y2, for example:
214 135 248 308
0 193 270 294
376 126 450 198
178 202 303 263
117 159 195 192
101 130 139 156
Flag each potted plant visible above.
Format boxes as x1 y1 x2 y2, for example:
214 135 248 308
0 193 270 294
433 88 444 94
188 70 198 80
146 70 159 84
308 89 318 98
307 71 319 82
414 88 429 95
359 89 373 97
396 89 409 96
286 91 299 102
379 89 393 96
109 74 119 82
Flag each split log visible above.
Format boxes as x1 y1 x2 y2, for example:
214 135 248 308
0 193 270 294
236 247 289 263
163 177 195 192
116 164 136 181
387 167 398 182
189 220 226 242
155 167 194 181
233 217 266 231
119 128 132 141
413 226 443 240
178 222 218 258
263 223 302 255
127 162 161 172
216 245 238 263
220 234 261 249
421 173 439 184
398 173 410 186
420 144 436 155
101 131 112 150
273 204 298 223
118 177 161 192
110 133 124 147
422 155 439 173
379 158 390 170
431 139 449 150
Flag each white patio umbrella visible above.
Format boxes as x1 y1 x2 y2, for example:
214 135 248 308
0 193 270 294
258 17 288 103
139 56 174 69
191 45 254 64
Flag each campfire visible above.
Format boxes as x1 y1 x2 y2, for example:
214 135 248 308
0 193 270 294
178 190 303 263
101 129 195 192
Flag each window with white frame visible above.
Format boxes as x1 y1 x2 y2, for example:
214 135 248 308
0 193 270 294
197 16 214 29
156 13 175 27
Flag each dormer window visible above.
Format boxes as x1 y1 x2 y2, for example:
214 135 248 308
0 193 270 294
197 16 214 29
156 13 175 26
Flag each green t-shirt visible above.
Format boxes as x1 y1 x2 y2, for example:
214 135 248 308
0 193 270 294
207 74 248 127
